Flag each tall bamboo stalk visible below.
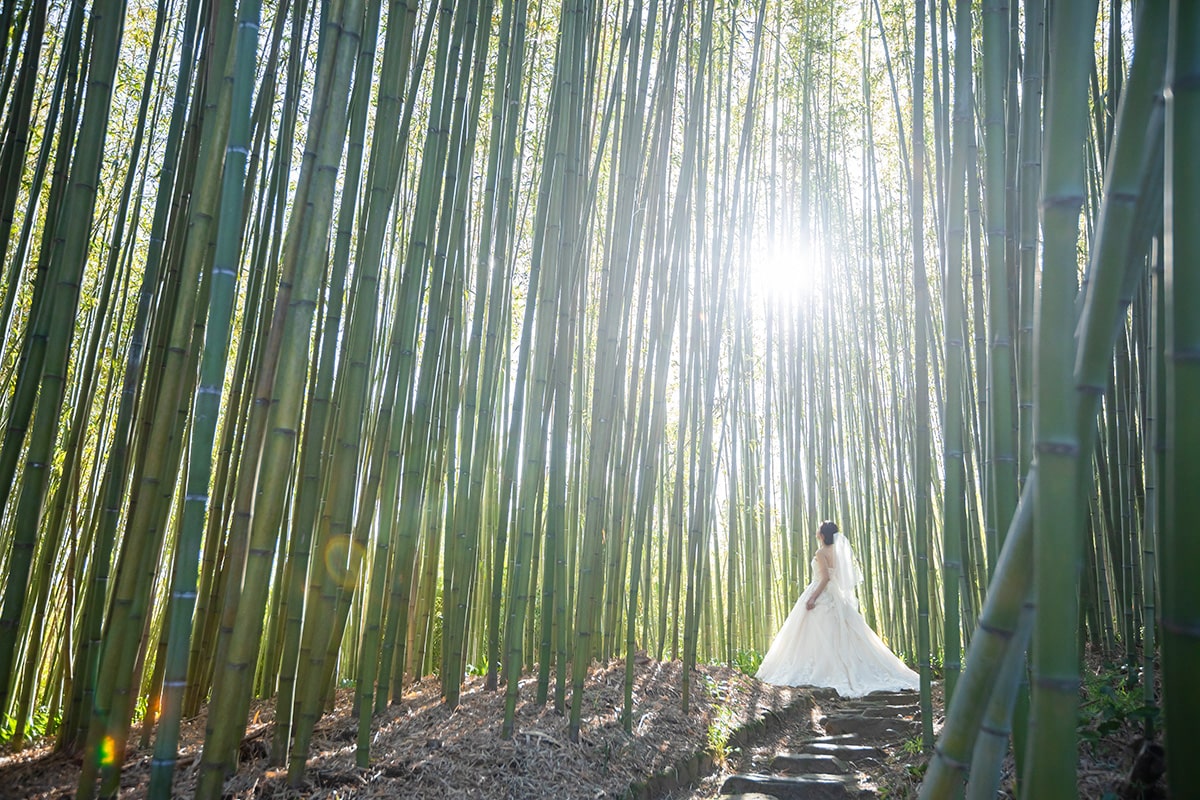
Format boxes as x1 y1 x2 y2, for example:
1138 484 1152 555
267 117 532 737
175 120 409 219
195 0 367 792
911 0 934 751
148 0 260 794
940 0 972 709
1024 2 1096 793
1162 1 1200 794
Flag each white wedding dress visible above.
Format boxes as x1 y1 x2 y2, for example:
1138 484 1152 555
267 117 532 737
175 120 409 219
755 536 918 698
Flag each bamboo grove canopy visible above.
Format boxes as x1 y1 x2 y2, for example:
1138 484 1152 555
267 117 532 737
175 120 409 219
0 0 1195 798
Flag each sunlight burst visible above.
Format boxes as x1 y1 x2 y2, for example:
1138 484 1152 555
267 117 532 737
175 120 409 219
749 238 825 304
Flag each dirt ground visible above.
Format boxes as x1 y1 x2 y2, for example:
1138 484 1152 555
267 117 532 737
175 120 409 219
0 649 1165 799
0 658 803 799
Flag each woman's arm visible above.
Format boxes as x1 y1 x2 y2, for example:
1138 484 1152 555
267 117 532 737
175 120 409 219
806 551 831 609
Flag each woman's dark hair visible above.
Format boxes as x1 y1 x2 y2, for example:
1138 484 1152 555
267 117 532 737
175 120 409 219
818 520 839 546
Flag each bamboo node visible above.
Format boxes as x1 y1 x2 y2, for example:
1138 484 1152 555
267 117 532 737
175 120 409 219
1041 193 1085 211
1032 675 1080 693
979 722 1011 738
1034 440 1079 456
932 744 971 771
1160 616 1200 638
975 621 1014 641
1171 348 1200 363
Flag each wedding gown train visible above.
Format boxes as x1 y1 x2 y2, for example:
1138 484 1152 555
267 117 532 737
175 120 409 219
755 537 918 698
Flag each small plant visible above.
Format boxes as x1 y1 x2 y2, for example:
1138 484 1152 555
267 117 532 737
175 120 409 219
706 704 739 764
898 735 923 756
0 706 63 747
1077 666 1161 750
928 651 945 680
733 647 762 677
36 706 61 739
130 694 151 726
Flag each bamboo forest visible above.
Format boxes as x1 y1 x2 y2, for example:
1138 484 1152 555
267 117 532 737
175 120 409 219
0 0 1195 797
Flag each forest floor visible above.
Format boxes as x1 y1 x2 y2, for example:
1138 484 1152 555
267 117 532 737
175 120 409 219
1 657 801 799
0 648 1167 799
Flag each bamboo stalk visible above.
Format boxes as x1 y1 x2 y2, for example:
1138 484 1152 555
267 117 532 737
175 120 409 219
1162 2 1200 794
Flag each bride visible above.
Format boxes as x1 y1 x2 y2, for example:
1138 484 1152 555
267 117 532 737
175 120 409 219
756 520 918 697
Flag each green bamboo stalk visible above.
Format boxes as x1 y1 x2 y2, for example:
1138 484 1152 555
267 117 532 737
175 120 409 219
464 7 523 688
80 6 239 795
343 0 424 764
277 0 378 736
500 136 570 739
1025 2 1094 790
0 0 15 90
617 0 688 667
1010 0 1046 778
681 0 729 717
1161 2 1200 794
0 0 127 703
279 0 384 771
964 602 1033 800
6 0 165 748
919 485 1033 797
496 0 584 736
1016 0 1044 485
61 0 201 747
183 1 291 715
194 0 366 792
446 19 516 686
923 3 1167 792
980 0 1018 570
911 0 934 751
242 1 306 703
0 0 84 506
188 0 320 720
963 105 992 584
265 0 353 755
147 0 259 794
1143 238 1163 737
334 0 426 722
569 0 633 731
432 0 495 710
0 0 46 291
1073 0 1168 688
939 0 972 709
365 0 470 706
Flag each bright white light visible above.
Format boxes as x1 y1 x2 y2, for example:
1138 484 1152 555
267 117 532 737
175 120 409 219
749 238 825 304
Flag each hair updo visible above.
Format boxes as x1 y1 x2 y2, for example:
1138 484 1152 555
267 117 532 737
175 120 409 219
818 520 839 546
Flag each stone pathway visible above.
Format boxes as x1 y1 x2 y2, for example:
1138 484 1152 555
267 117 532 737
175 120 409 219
672 688 928 800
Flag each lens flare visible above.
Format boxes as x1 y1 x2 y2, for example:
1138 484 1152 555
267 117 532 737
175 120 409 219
99 736 117 767
324 535 366 589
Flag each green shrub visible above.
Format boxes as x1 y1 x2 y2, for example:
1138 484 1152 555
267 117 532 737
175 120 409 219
733 647 763 677
1077 666 1160 749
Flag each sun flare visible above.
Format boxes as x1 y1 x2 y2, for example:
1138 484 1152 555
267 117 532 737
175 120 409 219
749 238 825 304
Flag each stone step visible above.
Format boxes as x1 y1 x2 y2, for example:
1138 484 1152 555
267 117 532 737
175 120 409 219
715 794 782 800
720 772 868 800
771 753 850 775
820 714 918 739
800 733 864 746
797 742 885 763
857 691 918 705
842 703 919 717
